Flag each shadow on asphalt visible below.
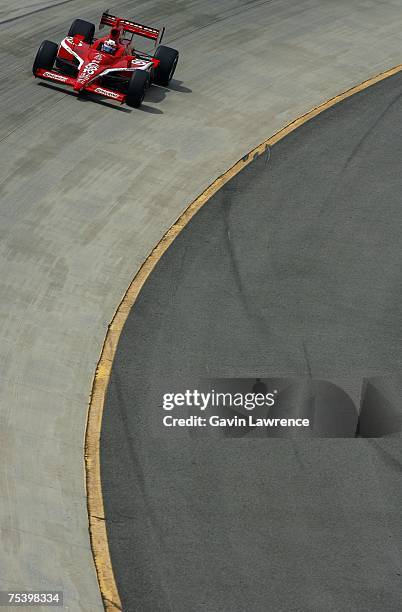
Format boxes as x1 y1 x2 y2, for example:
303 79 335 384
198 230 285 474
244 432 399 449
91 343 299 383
169 79 192 93
146 79 192 103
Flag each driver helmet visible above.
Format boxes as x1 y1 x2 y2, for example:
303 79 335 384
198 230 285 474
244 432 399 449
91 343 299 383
102 39 117 54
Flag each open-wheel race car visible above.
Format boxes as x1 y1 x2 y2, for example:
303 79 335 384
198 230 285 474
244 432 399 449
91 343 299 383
32 11 179 108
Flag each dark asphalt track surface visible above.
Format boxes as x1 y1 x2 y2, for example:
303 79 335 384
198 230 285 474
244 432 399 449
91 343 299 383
101 72 402 611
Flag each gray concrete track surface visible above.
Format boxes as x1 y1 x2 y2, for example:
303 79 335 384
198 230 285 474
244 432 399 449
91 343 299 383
2 0 402 609
102 72 402 610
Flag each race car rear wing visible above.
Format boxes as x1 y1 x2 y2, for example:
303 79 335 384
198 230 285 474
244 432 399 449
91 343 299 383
99 11 165 44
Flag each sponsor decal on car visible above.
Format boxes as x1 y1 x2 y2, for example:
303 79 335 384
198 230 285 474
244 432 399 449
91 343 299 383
93 87 120 99
78 54 103 82
43 72 69 82
66 36 83 47
130 59 152 70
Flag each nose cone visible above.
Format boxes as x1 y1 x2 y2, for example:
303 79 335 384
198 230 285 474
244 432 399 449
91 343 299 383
76 55 104 90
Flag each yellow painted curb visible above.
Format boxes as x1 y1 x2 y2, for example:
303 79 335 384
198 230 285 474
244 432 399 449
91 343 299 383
84 63 402 611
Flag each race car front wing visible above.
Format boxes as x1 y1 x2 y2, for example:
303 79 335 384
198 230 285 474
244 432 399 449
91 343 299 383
34 68 126 103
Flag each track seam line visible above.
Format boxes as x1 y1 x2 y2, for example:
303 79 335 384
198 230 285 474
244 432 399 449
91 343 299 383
0 0 77 26
84 62 402 612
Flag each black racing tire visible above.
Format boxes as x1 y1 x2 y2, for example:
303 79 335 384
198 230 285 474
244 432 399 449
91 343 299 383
68 19 95 43
32 40 58 75
153 45 179 86
126 70 149 108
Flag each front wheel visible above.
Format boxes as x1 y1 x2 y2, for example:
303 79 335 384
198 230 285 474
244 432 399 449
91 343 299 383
153 45 179 86
126 70 149 108
32 40 58 75
68 19 95 43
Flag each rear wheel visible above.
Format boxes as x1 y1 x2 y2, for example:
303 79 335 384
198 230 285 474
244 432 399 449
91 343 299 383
32 40 58 75
68 19 95 43
153 45 179 86
126 70 149 108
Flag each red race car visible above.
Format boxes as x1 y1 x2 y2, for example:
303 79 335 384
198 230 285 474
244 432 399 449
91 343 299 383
32 11 179 108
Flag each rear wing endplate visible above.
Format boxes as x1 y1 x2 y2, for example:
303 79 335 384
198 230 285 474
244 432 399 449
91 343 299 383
100 10 165 44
